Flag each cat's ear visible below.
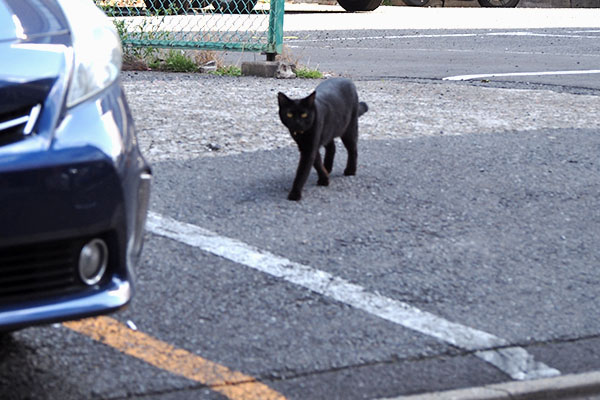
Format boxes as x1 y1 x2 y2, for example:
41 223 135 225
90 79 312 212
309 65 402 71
304 91 316 108
278 92 291 107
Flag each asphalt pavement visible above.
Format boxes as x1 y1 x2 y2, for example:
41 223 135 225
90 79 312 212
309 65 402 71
144 127 600 399
128 9 600 393
120 70 600 399
2 5 600 400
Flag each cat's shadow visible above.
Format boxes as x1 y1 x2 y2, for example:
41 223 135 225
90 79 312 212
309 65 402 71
233 147 352 204
236 168 351 205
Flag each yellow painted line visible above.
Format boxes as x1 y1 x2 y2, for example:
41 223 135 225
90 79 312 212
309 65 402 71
64 316 285 400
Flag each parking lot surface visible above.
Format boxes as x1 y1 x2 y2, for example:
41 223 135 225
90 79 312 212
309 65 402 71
2 6 600 400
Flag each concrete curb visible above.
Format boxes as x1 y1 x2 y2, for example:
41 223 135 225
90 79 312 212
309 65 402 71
382 371 600 400
241 61 280 77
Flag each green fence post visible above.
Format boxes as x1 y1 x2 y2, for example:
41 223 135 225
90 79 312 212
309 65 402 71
266 0 285 61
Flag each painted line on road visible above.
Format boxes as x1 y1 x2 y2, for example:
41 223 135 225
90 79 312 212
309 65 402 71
288 33 478 42
443 69 600 81
146 212 561 381
63 316 285 400
287 45 600 61
285 31 600 44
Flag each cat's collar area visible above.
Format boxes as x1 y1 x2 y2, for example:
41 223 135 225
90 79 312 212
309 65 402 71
291 130 304 137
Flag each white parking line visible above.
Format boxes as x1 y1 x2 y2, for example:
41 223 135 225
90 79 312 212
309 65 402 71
443 69 600 81
146 212 560 381
286 31 600 43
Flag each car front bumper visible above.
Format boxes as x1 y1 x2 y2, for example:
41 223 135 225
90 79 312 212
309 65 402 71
0 80 151 331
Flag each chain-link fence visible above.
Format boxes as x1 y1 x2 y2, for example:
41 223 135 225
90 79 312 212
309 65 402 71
97 0 284 58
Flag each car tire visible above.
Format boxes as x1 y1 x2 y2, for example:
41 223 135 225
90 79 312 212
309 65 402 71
477 0 519 6
211 0 258 13
143 0 193 13
0 331 12 343
191 0 211 6
337 0 382 11
402 0 430 5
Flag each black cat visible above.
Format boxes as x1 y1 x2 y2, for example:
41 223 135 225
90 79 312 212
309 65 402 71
277 78 368 201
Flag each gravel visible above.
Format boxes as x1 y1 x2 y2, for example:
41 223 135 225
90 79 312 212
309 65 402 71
121 71 600 162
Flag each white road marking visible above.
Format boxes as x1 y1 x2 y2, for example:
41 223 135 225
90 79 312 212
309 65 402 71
443 69 600 81
486 31 600 38
566 29 600 33
146 212 560 381
288 33 479 43
287 45 600 60
286 30 600 43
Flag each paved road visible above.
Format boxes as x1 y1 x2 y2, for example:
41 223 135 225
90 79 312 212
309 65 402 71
284 27 600 91
2 6 600 400
232 7 600 91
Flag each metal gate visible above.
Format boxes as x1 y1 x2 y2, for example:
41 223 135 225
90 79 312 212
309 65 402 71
97 0 284 58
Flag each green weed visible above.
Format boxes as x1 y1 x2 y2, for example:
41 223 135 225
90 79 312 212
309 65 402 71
162 51 199 72
209 65 242 76
295 67 323 79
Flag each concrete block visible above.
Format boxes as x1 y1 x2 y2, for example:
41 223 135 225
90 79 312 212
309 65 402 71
241 61 279 78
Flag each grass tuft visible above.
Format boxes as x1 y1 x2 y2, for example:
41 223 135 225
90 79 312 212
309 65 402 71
209 65 242 77
162 51 199 72
295 67 323 79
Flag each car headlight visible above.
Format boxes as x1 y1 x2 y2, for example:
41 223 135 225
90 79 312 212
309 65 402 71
57 0 122 108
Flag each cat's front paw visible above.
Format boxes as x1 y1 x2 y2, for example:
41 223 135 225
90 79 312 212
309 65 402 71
288 190 302 201
317 176 329 186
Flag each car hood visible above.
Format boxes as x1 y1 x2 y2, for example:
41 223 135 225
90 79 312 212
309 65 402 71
0 0 69 43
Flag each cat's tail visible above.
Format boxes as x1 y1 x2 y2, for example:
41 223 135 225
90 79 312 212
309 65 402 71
358 101 368 117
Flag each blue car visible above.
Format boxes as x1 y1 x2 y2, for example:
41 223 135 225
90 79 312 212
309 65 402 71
0 0 151 331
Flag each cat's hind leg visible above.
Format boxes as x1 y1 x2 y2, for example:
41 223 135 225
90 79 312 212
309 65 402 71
314 151 329 186
341 119 358 176
324 141 336 174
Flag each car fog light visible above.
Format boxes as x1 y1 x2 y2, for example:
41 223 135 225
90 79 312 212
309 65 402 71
78 239 108 286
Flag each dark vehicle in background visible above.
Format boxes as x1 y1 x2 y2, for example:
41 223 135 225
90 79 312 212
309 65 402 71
0 0 151 331
331 0 520 12
401 0 519 7
142 0 518 16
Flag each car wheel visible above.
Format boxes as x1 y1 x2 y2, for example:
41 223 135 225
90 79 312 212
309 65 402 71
211 0 258 13
477 0 519 6
403 0 430 5
0 331 12 343
143 0 193 13
190 0 212 7
337 0 382 11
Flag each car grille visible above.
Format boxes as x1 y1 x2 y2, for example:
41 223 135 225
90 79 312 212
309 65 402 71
0 104 42 147
0 238 83 302
0 77 54 148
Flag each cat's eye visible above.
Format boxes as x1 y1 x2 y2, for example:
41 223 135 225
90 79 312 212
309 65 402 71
300 113 308 118
286 112 293 118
